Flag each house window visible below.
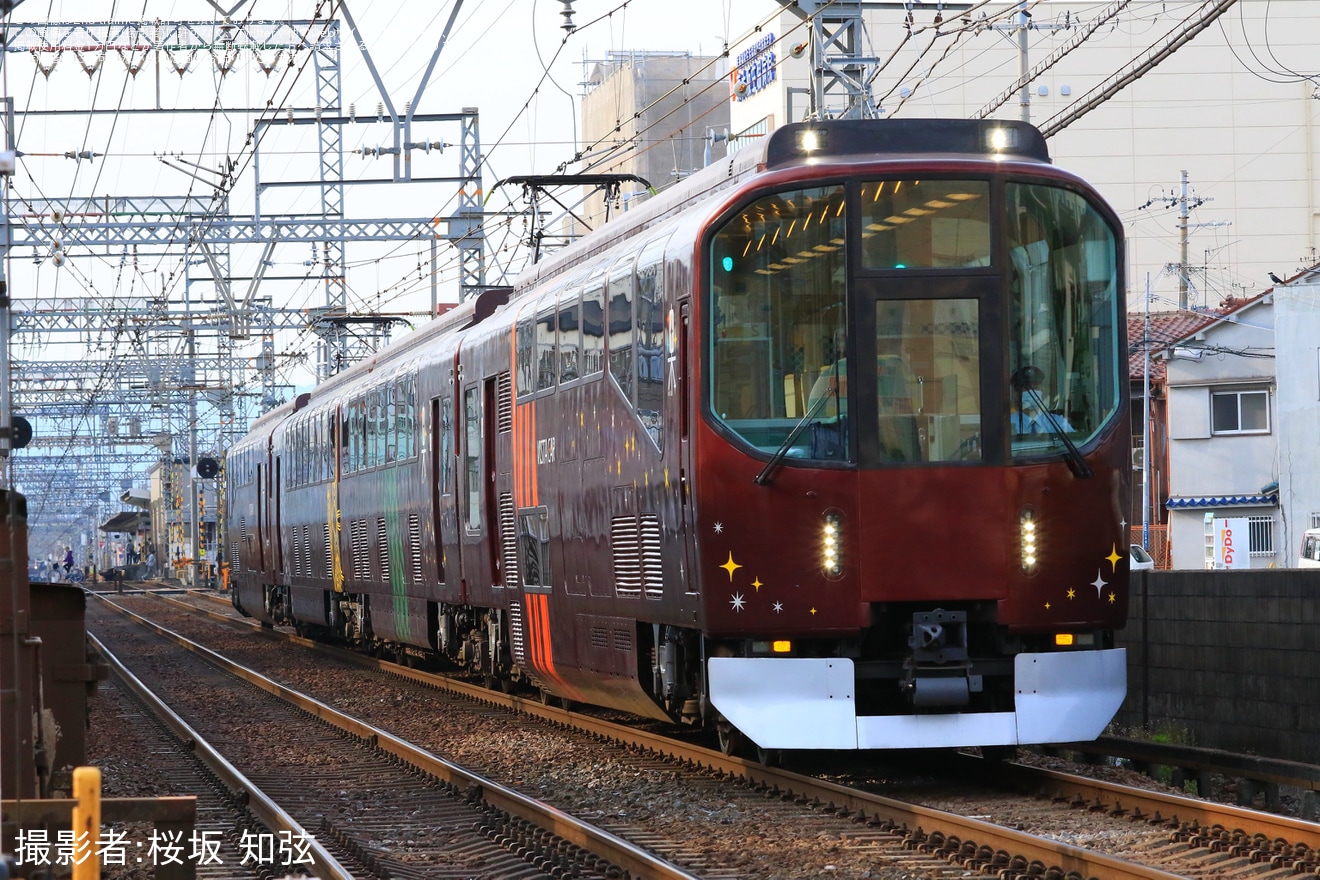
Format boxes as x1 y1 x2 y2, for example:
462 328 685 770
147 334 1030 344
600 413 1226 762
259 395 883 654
1211 388 1269 434
1247 514 1274 556
1310 511 1320 530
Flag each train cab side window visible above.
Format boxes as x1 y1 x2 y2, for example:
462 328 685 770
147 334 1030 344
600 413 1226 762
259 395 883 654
582 282 606 375
536 308 557 392
709 183 849 461
608 253 637 402
558 290 581 384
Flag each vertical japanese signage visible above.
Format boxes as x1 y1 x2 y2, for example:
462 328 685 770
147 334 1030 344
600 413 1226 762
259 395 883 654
1212 517 1250 569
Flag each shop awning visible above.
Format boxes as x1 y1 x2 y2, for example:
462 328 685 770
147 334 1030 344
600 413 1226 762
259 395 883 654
99 510 150 533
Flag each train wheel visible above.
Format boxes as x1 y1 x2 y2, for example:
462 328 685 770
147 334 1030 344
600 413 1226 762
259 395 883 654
756 746 780 767
538 688 554 706
716 722 743 757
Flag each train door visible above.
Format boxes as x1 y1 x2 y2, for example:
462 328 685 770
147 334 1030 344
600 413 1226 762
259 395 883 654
429 391 455 592
256 462 266 572
678 301 699 595
273 455 284 576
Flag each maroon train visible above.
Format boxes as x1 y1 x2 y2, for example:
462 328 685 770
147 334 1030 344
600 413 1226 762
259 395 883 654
227 118 1131 752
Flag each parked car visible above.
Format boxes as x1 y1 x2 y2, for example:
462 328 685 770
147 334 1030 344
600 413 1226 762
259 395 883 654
1130 544 1155 571
1300 528 1320 568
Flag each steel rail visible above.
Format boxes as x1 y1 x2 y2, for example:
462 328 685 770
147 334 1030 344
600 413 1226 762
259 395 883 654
87 631 354 880
90 592 703 880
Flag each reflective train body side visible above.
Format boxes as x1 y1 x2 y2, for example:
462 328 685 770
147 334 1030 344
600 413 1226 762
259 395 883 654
226 119 1131 751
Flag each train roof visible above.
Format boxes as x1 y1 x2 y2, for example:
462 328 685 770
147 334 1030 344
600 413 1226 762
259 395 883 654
517 118 1050 292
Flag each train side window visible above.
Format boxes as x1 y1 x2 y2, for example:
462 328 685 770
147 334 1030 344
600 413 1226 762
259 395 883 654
386 385 399 463
464 387 481 531
402 374 416 460
582 282 606 375
635 239 668 450
440 396 454 494
536 308 557 392
608 254 637 401
518 508 550 587
558 290 581 384
515 315 536 396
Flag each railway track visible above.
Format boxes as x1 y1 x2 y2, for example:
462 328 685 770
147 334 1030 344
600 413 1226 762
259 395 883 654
83 587 1320 879
86 598 701 880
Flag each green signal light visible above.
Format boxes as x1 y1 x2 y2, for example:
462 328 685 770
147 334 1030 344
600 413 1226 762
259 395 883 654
722 256 734 272
894 263 907 269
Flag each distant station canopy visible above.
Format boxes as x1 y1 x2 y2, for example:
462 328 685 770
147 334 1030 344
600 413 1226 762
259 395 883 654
99 510 149 534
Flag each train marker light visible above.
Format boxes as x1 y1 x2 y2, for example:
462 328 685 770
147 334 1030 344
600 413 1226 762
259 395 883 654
1054 633 1075 647
772 640 792 653
822 513 842 575
722 256 734 272
1020 510 1038 571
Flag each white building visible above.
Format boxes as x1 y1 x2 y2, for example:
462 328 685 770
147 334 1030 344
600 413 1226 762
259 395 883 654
724 1 1320 305
1162 295 1280 568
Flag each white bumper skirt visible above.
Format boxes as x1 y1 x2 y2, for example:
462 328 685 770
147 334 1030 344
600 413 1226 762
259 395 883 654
708 648 1126 750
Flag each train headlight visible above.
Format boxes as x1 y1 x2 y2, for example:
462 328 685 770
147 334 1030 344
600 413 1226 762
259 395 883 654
822 512 842 576
1020 510 1038 572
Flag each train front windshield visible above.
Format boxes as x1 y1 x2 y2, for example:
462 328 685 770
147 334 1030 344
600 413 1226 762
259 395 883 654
708 177 1120 466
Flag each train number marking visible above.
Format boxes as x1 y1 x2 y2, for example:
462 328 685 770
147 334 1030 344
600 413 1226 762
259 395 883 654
536 437 556 464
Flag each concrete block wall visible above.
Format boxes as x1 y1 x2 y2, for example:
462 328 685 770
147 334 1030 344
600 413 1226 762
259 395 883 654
1116 568 1320 765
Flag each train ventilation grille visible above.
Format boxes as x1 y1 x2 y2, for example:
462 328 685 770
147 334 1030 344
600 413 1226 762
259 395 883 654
229 541 239 574
294 526 304 577
610 516 642 597
304 525 313 578
590 626 609 649
378 517 391 583
409 514 423 584
351 520 367 580
508 599 527 666
323 522 332 581
497 371 513 433
498 493 518 588
640 514 663 598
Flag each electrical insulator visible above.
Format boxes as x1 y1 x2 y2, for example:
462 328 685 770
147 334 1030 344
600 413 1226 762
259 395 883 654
559 0 576 32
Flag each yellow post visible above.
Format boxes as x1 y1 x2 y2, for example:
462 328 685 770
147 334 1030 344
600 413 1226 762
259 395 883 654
71 766 102 880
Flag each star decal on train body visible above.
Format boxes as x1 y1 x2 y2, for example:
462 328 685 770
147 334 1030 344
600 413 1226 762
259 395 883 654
1106 544 1123 571
751 577 763 591
1108 592 1117 604
772 602 784 613
1067 588 1076 600
730 593 746 612
1091 570 1107 598
713 522 724 534
720 552 741 581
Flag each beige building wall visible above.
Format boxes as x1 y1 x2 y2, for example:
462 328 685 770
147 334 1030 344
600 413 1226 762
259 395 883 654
579 51 730 229
727 1 1320 308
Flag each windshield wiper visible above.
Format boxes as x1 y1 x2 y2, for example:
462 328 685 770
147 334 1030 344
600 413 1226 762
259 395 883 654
754 377 838 486
1020 382 1093 479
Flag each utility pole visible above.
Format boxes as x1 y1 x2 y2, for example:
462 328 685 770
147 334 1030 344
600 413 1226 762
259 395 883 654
1017 0 1031 122
1178 170 1190 309
1142 274 1152 552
